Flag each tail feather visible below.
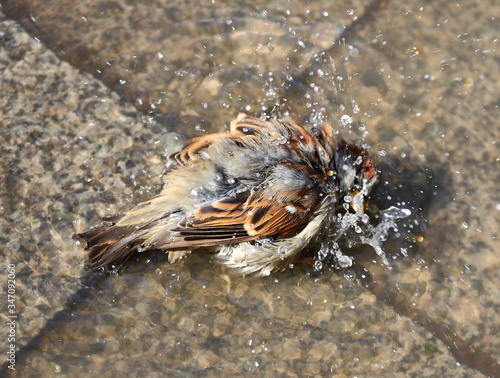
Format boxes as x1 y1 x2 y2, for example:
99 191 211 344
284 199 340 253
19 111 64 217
76 219 157 269
79 222 145 250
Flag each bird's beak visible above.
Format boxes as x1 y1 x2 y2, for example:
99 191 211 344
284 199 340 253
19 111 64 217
349 190 366 214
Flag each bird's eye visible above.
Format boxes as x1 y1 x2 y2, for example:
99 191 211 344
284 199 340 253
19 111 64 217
327 170 334 176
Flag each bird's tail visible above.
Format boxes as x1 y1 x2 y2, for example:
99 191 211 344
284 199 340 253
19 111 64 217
74 214 159 270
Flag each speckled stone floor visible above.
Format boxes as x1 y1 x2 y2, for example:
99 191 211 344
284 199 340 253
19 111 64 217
0 0 499 377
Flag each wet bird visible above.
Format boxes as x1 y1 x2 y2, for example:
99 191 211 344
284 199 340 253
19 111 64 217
76 113 377 276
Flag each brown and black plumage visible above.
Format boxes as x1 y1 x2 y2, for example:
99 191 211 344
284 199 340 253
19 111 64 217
76 113 377 276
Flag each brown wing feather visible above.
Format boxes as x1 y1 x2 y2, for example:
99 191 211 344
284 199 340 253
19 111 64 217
168 113 268 167
165 117 332 242
169 190 323 244
243 189 323 238
169 162 325 244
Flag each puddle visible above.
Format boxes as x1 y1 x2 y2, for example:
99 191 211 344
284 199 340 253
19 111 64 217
1 0 499 376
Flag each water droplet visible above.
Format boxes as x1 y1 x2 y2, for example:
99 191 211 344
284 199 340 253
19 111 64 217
349 47 359 58
337 254 353 268
314 260 323 270
340 114 354 126
344 270 356 280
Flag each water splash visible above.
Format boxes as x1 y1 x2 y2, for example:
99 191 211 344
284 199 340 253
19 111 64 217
359 206 412 267
318 197 412 271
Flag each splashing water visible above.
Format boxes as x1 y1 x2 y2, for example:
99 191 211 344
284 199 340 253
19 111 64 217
359 206 412 267
318 190 412 271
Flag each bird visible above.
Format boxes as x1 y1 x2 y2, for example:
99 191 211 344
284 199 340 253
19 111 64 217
75 113 378 276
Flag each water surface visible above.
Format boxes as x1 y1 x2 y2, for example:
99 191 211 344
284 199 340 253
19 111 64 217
1 0 499 376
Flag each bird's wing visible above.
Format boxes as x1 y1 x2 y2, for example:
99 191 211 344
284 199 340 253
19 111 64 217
168 113 269 167
162 163 326 249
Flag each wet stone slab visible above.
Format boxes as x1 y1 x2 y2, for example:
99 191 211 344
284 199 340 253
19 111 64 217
1 0 499 377
1 0 373 127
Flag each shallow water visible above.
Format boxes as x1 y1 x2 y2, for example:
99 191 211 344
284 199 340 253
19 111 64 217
1 0 499 376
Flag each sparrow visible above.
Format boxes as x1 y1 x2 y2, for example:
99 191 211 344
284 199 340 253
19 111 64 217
76 113 377 276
